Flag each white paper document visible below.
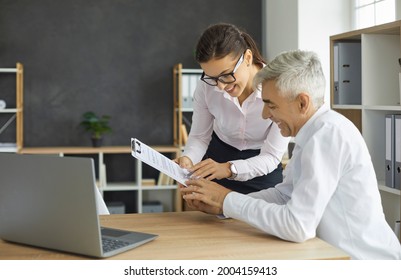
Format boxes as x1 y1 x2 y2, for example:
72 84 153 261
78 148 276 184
131 138 190 186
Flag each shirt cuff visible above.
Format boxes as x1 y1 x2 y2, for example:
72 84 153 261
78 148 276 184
223 191 248 219
228 160 247 181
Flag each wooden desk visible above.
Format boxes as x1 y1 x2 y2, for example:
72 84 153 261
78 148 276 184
0 211 348 260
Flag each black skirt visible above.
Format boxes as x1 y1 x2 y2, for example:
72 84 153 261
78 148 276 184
203 132 283 194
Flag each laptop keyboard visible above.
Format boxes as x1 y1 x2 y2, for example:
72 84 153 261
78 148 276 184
102 238 130 253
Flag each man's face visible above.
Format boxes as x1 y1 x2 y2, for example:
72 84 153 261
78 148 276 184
261 80 303 137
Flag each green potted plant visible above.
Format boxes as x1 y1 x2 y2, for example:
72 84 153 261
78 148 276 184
80 111 112 147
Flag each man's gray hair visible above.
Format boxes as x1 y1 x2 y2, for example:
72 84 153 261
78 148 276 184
253 50 326 108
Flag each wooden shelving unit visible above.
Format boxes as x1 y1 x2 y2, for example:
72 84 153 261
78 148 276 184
2 63 182 213
173 63 202 149
0 62 23 152
330 20 401 237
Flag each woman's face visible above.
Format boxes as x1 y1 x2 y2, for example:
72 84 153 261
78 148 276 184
200 50 252 98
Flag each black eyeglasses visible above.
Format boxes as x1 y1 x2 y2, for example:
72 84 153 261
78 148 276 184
200 53 244 86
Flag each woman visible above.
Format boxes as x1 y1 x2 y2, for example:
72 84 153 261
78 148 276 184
177 23 289 194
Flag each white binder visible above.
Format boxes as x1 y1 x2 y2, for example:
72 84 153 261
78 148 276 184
188 74 200 109
181 74 190 109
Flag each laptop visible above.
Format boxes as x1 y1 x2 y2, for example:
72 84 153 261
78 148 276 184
0 153 158 258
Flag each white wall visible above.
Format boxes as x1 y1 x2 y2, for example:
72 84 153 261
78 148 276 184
262 0 352 104
396 0 401 20
262 0 298 60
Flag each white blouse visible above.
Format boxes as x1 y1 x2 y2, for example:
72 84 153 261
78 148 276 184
223 105 401 259
182 81 290 181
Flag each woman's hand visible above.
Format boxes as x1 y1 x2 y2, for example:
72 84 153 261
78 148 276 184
173 156 194 190
189 159 231 180
174 156 193 169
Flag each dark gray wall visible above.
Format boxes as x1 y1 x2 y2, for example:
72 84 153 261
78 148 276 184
0 0 262 147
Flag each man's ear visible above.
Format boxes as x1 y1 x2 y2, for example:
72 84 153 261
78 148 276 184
298 93 310 113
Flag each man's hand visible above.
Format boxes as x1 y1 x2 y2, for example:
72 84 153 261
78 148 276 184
180 178 232 215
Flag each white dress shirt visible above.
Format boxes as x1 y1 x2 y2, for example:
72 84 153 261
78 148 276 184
223 104 401 259
182 81 290 181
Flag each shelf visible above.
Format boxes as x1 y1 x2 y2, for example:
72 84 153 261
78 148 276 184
20 146 130 154
101 182 178 191
330 20 401 41
0 108 18 113
378 183 401 196
102 182 140 191
0 147 17 152
140 185 178 190
333 105 401 111
364 105 401 111
20 145 179 155
181 68 203 74
0 68 18 73
332 105 362 110
181 108 194 112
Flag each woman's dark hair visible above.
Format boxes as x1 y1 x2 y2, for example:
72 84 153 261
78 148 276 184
195 23 266 67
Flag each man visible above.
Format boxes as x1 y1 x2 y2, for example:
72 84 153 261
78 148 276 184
181 50 401 259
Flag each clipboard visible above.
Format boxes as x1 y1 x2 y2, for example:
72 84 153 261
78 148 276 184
131 138 190 186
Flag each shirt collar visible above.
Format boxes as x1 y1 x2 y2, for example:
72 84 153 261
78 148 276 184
223 87 261 103
294 103 330 147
